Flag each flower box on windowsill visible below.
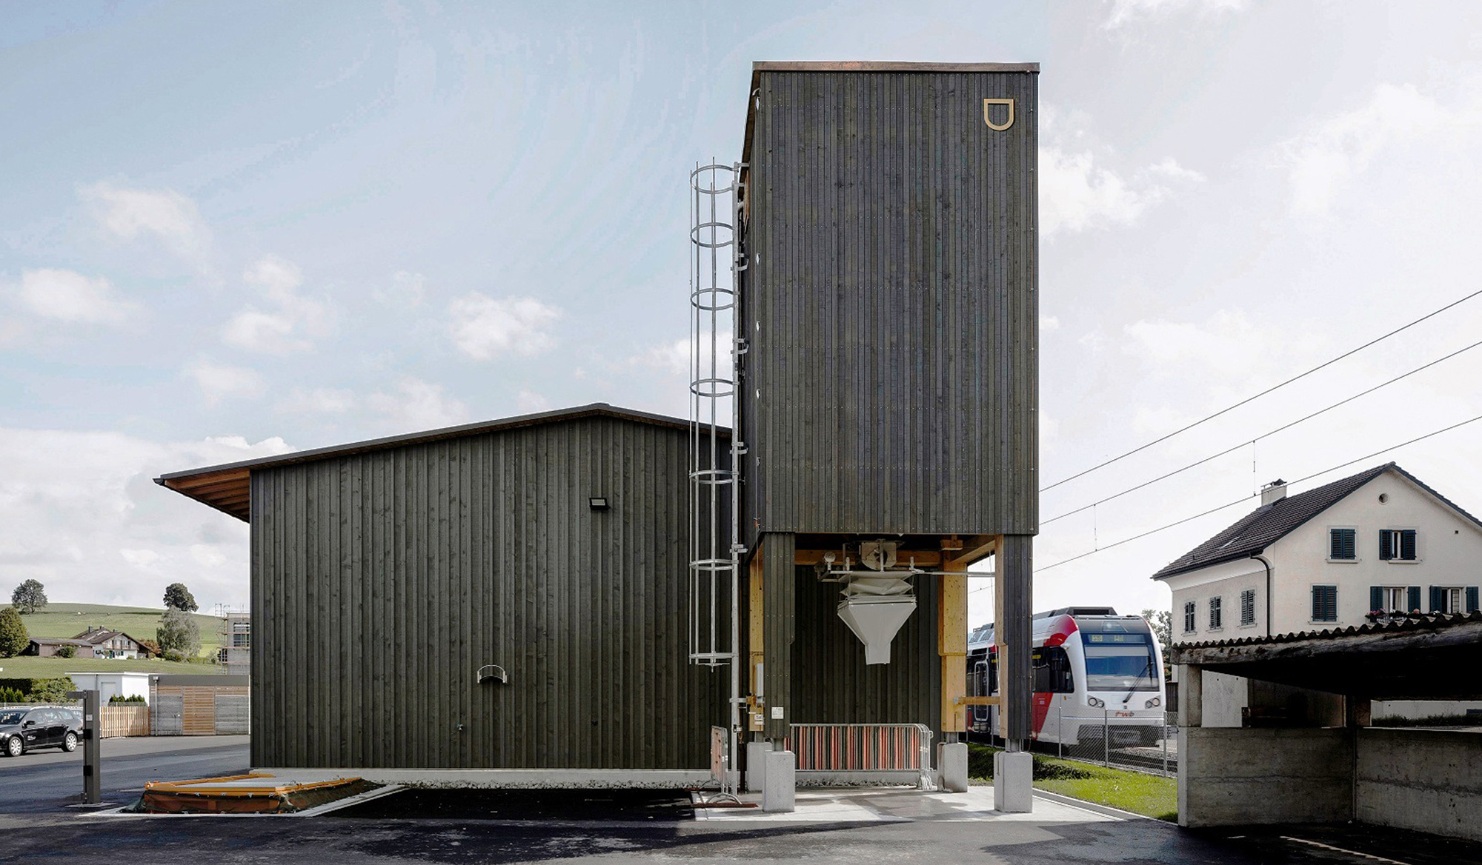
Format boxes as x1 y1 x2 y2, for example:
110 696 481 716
1365 610 1425 625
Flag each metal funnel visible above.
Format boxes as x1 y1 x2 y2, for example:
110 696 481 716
836 595 917 665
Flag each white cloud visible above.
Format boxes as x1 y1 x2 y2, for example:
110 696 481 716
631 336 693 375
1038 117 1204 237
222 255 331 354
448 293 562 359
1278 83 1480 218
515 390 551 414
79 181 211 262
1103 0 1247 29
277 387 357 415
0 428 294 608
120 548 161 568
187 361 267 406
1041 315 1062 332
10 268 134 324
365 377 469 430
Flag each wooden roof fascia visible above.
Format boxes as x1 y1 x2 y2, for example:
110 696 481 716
156 403 703 524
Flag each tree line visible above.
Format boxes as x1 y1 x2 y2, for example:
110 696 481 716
0 580 207 660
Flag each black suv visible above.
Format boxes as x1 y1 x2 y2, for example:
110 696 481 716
0 706 82 756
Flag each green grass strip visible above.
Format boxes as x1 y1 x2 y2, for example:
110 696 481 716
968 743 1177 822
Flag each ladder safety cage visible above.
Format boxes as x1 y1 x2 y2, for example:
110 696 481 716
688 160 745 797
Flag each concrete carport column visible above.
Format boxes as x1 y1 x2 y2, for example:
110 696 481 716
993 534 1033 813
1176 664 1202 823
760 534 796 813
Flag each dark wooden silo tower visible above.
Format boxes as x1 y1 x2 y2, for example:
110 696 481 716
734 62 1039 757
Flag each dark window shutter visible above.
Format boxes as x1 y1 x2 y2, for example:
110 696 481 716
1430 586 1444 613
1370 586 1382 611
1330 529 1355 559
1408 586 1422 612
1379 529 1393 560
1467 587 1479 614
1312 586 1336 621
1401 530 1417 560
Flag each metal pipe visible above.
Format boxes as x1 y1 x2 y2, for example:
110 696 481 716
1252 554 1273 638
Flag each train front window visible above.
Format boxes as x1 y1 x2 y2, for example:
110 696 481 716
1081 633 1158 691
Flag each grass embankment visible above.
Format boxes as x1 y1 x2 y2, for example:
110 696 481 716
0 656 216 676
968 743 1177 822
18 603 223 654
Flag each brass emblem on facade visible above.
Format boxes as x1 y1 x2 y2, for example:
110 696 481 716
983 98 1014 131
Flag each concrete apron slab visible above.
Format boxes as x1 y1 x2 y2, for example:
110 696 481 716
252 768 712 789
693 787 1126 824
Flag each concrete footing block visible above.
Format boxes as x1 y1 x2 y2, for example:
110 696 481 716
993 750 1033 813
745 741 769 793
938 742 969 793
762 750 796 813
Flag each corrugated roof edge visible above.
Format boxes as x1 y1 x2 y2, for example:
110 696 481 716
1169 610 1482 660
155 402 711 484
752 61 1040 72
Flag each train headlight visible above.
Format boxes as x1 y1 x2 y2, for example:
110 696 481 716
1088 697 1104 708
1145 697 1162 709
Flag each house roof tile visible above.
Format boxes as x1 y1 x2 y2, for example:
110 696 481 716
1151 462 1482 581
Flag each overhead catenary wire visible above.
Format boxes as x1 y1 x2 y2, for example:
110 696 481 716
1041 335 1482 526
1040 285 1482 493
1026 410 1482 577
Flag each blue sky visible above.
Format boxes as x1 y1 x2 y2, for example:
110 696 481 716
4 0 1482 626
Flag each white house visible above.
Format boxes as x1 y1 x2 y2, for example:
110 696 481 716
1153 462 1482 722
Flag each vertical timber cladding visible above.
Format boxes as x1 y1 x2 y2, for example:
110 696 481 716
738 63 1038 741
739 63 1039 541
250 415 727 770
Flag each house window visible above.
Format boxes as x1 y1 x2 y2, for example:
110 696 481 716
1329 528 1356 560
1372 585 1414 613
1183 601 1196 634
1208 597 1222 630
1240 589 1256 626
1431 586 1464 614
1312 585 1338 622
1380 529 1417 561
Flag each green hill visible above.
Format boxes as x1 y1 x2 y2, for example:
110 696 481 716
11 602 226 656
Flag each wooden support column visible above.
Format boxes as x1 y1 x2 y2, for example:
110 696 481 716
761 533 795 742
747 549 765 733
997 534 1033 749
939 556 968 735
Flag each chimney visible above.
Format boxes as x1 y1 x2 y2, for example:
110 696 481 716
1261 478 1287 506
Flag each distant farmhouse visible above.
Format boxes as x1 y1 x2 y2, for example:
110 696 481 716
1155 462 1482 642
25 627 152 660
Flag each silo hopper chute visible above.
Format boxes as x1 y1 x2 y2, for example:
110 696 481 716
834 541 917 665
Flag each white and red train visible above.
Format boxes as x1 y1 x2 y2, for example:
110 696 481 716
967 607 1166 746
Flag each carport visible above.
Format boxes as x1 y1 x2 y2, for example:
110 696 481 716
1172 610 1482 842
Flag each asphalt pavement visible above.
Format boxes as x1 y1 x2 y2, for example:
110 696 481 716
1 737 1479 865
0 734 249 814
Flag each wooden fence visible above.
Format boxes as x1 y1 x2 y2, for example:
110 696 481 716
99 704 149 738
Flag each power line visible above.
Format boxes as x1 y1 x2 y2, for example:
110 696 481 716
1031 410 1482 575
1040 285 1482 493
1041 335 1482 526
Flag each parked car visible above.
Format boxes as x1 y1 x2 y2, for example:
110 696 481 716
0 706 82 756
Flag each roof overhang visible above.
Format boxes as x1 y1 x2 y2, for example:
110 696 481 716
1170 613 1482 701
156 403 709 524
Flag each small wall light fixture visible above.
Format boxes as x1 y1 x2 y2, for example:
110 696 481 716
589 496 610 510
